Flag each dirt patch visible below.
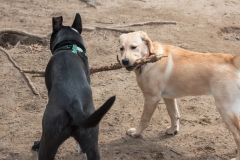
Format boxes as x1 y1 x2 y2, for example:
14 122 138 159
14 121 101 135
1 0 240 159
0 30 48 48
219 26 240 41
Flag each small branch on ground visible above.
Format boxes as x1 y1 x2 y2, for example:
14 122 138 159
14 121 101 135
95 27 135 33
32 74 45 77
170 148 182 155
84 20 177 33
22 54 167 77
22 69 45 74
215 115 221 120
24 74 40 95
0 46 39 95
111 21 177 28
13 41 21 49
95 21 114 24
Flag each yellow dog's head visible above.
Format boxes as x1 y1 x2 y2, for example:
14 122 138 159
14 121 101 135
119 31 156 71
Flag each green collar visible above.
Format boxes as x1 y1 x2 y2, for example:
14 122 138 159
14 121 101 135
56 44 88 57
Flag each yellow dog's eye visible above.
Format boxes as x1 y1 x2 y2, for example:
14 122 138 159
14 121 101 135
131 46 137 49
120 47 124 51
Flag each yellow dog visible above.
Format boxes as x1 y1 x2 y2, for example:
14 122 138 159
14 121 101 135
119 31 240 160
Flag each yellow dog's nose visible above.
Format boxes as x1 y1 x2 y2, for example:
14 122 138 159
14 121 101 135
122 58 130 66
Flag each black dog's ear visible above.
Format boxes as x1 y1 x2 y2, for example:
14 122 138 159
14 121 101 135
71 13 82 34
52 16 63 32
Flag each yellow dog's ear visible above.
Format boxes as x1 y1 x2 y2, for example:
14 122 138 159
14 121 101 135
139 31 156 54
119 34 127 43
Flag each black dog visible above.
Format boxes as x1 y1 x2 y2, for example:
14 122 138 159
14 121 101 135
32 13 115 160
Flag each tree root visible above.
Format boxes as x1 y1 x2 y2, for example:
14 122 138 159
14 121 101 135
0 28 48 47
0 28 48 39
0 46 39 95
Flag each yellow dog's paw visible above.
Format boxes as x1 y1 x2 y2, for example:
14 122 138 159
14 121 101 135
126 128 141 137
166 126 179 135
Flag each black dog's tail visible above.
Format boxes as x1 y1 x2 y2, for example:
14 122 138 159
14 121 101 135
82 96 116 128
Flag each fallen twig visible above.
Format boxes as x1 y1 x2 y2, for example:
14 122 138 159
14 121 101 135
111 21 177 28
95 27 135 33
24 74 39 95
85 20 177 33
32 74 45 77
0 46 39 95
22 70 45 74
95 21 114 24
215 115 221 120
13 41 21 49
22 54 167 77
170 148 182 155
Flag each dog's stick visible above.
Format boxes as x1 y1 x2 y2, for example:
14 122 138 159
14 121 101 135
0 46 39 95
22 54 167 77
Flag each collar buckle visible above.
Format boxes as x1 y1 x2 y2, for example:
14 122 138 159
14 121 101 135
55 44 88 57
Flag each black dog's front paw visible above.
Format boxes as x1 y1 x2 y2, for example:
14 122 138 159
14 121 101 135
32 141 40 151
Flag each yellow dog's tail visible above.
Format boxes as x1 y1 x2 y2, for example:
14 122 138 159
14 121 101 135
232 114 240 132
233 54 240 69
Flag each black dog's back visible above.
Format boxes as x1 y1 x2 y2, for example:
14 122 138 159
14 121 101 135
46 50 115 127
45 50 92 123
32 13 115 160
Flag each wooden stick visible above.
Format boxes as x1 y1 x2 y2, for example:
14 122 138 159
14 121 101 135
0 46 39 95
13 41 21 49
22 54 167 77
85 20 177 33
24 74 40 95
170 148 182 155
95 27 135 33
32 74 45 77
133 54 167 65
22 69 45 74
95 21 114 24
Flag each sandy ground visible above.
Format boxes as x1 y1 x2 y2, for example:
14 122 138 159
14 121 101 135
1 0 240 159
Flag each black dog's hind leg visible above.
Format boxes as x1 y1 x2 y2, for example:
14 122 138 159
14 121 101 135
32 141 40 151
37 111 72 160
38 126 72 160
73 126 101 160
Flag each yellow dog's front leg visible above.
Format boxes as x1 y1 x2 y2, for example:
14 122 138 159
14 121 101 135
127 98 160 137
